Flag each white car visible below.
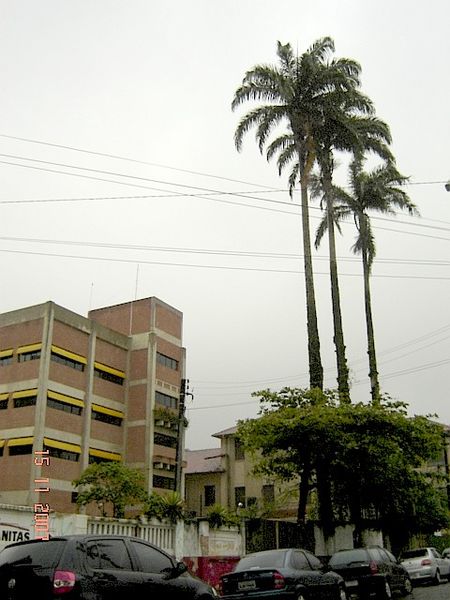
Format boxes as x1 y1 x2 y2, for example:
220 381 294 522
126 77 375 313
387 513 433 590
400 547 450 585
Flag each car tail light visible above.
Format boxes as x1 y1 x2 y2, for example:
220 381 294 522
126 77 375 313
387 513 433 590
421 559 432 566
369 561 379 574
273 571 286 589
53 570 76 595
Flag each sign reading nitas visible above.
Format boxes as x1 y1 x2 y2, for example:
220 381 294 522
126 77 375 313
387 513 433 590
0 523 31 545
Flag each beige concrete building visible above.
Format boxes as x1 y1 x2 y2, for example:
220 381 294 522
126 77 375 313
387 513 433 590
185 426 299 519
0 297 185 513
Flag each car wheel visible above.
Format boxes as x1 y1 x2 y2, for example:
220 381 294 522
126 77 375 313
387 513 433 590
433 569 441 585
402 577 413 596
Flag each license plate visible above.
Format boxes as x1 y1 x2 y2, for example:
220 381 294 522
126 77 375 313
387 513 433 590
238 580 256 590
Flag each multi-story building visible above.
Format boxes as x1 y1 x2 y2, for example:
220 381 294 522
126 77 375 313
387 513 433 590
185 426 299 519
0 297 185 513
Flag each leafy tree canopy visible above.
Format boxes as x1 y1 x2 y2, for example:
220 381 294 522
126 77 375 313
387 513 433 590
237 388 448 545
73 462 147 518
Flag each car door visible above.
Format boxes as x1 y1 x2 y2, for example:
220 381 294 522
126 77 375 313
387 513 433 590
380 548 405 591
128 540 192 598
431 548 449 578
84 538 143 599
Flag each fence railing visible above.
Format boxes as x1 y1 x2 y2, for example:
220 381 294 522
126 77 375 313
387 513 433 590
87 517 175 555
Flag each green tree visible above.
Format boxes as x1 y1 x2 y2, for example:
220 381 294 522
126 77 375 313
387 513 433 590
232 38 363 391
237 388 447 543
145 491 185 523
330 156 418 402
73 462 147 518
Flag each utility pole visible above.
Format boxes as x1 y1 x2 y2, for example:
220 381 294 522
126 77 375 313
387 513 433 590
175 378 193 493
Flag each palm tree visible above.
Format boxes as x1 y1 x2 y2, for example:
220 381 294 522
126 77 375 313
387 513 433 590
329 155 418 403
312 115 393 402
232 38 364 391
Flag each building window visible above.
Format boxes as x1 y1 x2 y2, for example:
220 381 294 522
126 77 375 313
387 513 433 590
0 356 13 366
71 492 79 504
262 484 275 505
155 391 178 410
204 485 216 507
92 410 122 427
154 433 177 449
156 352 179 371
9 444 33 456
0 447 3 457
235 486 246 508
14 395 37 408
234 438 245 460
18 350 41 362
51 351 85 371
0 399 8 409
45 445 79 462
94 367 124 386
153 475 175 490
47 397 82 416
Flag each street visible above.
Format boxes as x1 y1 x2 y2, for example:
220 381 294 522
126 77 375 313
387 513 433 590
408 581 450 600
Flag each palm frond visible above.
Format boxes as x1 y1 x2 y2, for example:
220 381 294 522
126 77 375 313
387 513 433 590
266 133 294 162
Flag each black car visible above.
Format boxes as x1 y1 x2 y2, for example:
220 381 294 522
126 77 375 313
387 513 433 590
0 534 217 599
220 548 347 600
328 546 412 599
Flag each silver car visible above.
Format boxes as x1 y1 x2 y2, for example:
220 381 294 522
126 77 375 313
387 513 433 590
400 547 450 585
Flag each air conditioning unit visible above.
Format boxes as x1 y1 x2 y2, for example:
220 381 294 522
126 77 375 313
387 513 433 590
154 462 164 469
155 420 165 426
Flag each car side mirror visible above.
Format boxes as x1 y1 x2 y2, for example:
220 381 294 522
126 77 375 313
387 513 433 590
163 561 188 579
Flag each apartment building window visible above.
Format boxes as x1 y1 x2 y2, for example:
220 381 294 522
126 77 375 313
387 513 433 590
0 350 13 366
94 362 125 386
154 433 177 449
156 352 179 371
234 438 245 460
71 492 79 504
262 484 275 505
47 397 83 416
0 397 8 409
8 437 33 454
13 390 38 408
204 485 216 507
46 446 79 462
18 350 41 362
153 475 175 490
92 409 123 427
51 346 86 372
155 390 178 410
235 486 246 508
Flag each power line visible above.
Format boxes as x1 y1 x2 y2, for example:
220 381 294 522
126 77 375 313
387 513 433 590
1 247 450 280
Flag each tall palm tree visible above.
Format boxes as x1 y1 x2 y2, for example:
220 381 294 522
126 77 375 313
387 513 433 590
232 38 364 391
312 115 393 402
328 155 418 403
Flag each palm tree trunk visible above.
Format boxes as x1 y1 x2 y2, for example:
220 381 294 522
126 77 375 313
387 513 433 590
323 168 350 403
298 146 323 390
361 244 380 404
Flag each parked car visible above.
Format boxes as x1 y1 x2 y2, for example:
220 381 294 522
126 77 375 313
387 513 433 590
328 546 412 599
399 546 450 585
0 534 218 599
219 548 347 600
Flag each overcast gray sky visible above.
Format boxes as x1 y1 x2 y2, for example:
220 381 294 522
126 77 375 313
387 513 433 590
0 1 449 450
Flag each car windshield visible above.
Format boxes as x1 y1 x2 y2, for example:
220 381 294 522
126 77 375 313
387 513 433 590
237 551 286 570
329 549 368 566
401 549 428 559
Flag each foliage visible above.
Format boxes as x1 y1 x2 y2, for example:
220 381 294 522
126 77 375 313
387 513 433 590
73 462 147 518
206 504 240 529
154 406 188 428
144 491 185 523
237 387 448 541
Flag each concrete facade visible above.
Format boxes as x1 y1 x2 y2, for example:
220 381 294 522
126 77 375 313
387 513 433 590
185 426 298 519
0 298 185 514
